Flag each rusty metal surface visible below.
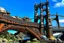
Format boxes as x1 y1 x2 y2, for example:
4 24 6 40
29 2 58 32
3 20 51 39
0 23 41 40
0 14 39 28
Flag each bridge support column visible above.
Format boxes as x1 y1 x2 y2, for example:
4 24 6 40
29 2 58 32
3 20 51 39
45 1 56 40
34 3 38 23
39 2 44 35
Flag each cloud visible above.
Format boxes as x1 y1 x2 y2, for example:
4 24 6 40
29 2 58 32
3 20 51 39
54 0 64 7
59 19 64 23
54 2 64 7
52 0 57 2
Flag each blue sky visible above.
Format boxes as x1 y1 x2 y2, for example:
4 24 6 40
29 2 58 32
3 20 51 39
0 0 64 34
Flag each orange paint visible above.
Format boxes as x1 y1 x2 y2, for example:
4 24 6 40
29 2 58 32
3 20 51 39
0 23 4 31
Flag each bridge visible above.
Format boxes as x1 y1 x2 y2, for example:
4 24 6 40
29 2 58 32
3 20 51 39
53 29 64 32
0 13 42 40
0 0 64 41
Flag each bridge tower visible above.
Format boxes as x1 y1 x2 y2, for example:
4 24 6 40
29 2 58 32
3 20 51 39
34 0 44 35
34 0 56 40
45 0 56 40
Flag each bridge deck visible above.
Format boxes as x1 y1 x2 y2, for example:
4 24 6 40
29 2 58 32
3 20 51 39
52 28 64 32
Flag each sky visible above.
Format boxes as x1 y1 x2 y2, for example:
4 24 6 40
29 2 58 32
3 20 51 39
0 0 64 34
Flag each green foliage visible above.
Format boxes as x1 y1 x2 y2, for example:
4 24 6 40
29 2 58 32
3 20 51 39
0 32 18 40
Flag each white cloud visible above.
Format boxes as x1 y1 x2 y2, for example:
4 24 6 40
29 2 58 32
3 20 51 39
59 19 64 23
54 2 64 7
52 0 57 2
53 0 64 7
62 0 64 4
